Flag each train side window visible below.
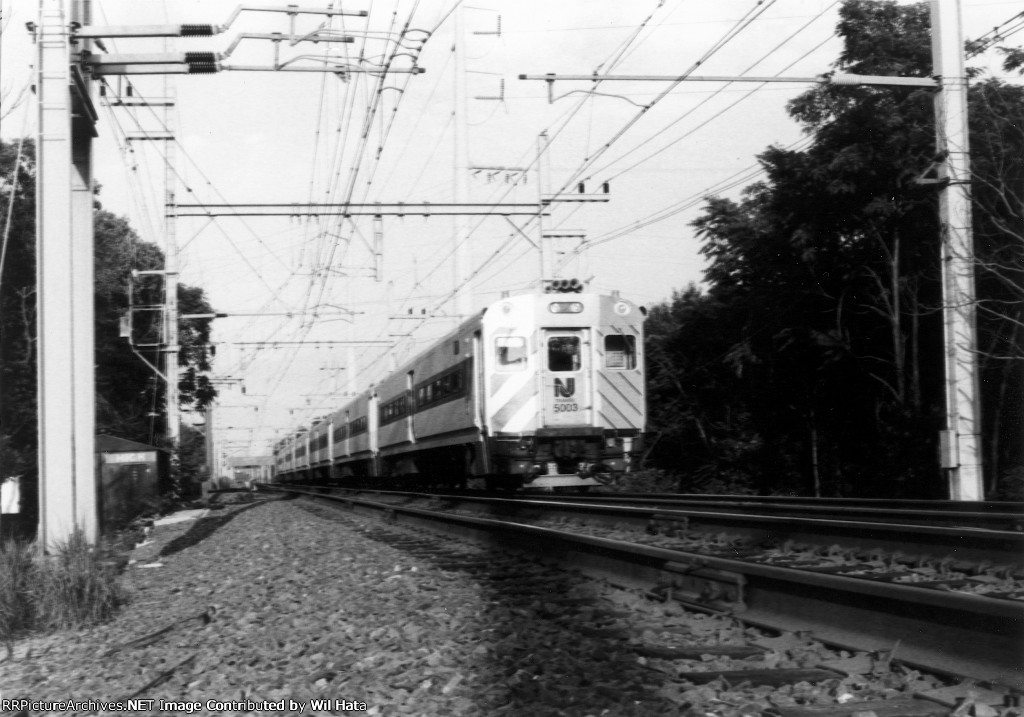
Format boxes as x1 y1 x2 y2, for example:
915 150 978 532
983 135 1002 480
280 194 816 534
495 336 527 371
548 336 580 372
604 334 636 370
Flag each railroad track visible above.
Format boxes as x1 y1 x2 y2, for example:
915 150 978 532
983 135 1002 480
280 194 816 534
285 485 1023 566
536 492 1024 531
264 485 1023 695
278 484 1024 530
326 487 1024 530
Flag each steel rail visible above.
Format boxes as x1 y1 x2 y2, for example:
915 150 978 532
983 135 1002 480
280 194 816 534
328 486 1024 531
518 494 1024 529
608 493 1024 512
268 486 1024 690
308 487 1024 565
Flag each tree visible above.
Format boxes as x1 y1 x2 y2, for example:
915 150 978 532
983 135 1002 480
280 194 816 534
93 210 217 443
0 139 219 518
647 0 1024 498
963 77 1024 498
0 139 39 516
644 285 767 493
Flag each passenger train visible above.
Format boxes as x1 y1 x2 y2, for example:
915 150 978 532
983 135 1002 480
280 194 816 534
272 282 646 489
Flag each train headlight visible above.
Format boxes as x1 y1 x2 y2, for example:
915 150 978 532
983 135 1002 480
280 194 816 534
549 302 583 314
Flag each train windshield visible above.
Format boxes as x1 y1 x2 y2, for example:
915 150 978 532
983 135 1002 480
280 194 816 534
548 336 581 372
495 336 527 370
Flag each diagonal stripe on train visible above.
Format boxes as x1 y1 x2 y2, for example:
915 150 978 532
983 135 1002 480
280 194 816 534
598 372 643 427
492 378 539 431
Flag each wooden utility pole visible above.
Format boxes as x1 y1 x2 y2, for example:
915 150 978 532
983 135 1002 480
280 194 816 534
36 0 98 545
932 0 983 500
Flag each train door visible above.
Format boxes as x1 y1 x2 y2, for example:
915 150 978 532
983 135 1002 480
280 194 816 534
326 419 334 466
343 411 351 457
541 329 592 426
368 391 380 476
406 371 416 444
472 332 485 430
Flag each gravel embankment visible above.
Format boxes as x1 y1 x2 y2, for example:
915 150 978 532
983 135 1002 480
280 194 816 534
1 495 696 716
5 494 994 717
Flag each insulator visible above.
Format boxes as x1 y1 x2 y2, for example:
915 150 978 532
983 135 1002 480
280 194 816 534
602 182 609 194
185 52 218 64
188 62 219 74
568 278 582 292
180 24 216 37
577 182 585 193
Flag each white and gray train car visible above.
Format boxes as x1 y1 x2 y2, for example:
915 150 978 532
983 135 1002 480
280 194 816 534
274 288 645 489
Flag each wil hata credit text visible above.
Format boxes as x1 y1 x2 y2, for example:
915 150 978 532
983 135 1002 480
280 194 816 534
0 698 369 713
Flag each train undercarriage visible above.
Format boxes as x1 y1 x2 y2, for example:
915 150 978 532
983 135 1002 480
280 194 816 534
275 428 642 492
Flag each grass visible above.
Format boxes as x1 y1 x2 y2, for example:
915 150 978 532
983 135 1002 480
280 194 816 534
0 529 126 643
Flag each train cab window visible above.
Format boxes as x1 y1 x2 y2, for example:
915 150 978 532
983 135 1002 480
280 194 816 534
548 336 581 372
604 334 636 370
496 336 527 371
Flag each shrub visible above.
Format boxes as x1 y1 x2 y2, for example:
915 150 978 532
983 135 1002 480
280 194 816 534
0 529 125 640
0 538 38 641
604 468 682 493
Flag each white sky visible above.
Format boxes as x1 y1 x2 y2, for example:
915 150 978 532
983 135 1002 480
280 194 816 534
2 0 1021 461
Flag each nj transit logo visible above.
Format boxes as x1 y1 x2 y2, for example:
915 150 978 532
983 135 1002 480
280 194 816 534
553 378 576 398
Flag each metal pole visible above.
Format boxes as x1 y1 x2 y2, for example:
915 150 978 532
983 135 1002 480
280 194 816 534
537 131 551 282
346 278 357 400
37 0 97 545
70 0 97 539
203 404 214 497
452 4 471 323
163 52 180 459
931 0 983 499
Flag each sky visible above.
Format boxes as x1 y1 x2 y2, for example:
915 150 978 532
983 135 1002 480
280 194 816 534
2 0 1021 464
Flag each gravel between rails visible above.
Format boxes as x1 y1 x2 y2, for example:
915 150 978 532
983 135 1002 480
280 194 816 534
1 495 695 716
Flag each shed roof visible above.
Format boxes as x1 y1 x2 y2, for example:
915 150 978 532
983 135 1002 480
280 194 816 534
227 455 274 468
96 434 167 454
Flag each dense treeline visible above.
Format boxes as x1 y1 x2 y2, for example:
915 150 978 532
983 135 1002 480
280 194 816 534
644 0 1023 499
0 140 217 520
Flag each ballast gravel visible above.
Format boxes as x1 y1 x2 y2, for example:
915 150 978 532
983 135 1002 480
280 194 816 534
1 496 692 716
5 495 997 717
